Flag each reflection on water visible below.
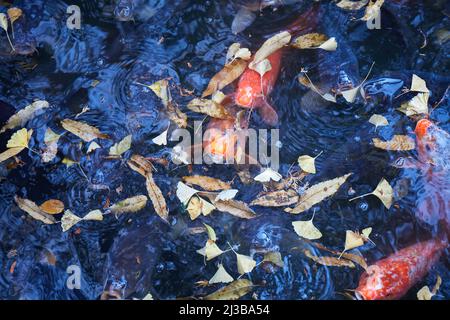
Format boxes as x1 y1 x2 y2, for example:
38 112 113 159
0 0 449 300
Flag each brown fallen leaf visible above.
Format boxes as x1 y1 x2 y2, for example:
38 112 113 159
108 195 148 214
250 189 298 207
349 178 393 209
167 100 188 128
286 173 352 214
336 0 369 10
303 249 355 268
203 279 253 300
39 199 64 214
15 196 56 224
61 119 109 142
41 128 60 163
202 59 248 98
373 135 415 151
1 100 49 133
203 193 256 219
127 154 153 177
187 98 233 120
312 242 368 270
291 33 332 50
182 175 231 191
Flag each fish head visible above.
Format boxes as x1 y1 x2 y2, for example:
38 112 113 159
415 119 450 169
236 84 257 108
203 119 239 162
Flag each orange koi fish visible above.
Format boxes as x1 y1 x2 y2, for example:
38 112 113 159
356 237 447 300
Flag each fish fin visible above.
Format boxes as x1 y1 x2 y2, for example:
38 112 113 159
257 99 278 126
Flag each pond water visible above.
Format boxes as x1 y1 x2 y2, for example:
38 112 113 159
0 0 449 300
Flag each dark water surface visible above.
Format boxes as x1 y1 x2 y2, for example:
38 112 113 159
0 0 449 300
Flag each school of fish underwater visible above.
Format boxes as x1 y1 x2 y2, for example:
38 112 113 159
0 0 449 300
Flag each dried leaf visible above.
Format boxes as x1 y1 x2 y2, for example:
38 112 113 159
127 154 153 177
371 178 393 209
176 181 199 205
262 251 284 268
410 74 429 93
187 98 233 119
0 147 24 163
298 154 319 174
373 135 415 151
336 0 369 10
197 240 224 261
7 8 22 23
83 209 103 221
1 100 49 133
209 264 234 284
292 218 322 240
61 119 109 142
203 223 217 242
303 250 355 268
292 33 328 49
249 31 291 69
344 230 365 251
226 43 241 64
204 279 253 300
86 141 100 154
7 128 32 148
417 286 434 301
250 189 298 207
15 196 56 224
61 210 82 232
250 58 272 78
398 93 429 116
167 101 188 128
234 48 251 60
202 59 248 98
145 173 169 222
39 199 64 214
236 253 256 275
207 196 256 219
318 37 337 51
286 173 352 214
182 175 231 192
109 135 132 156
109 195 148 214
215 189 238 201
368 114 388 128
254 168 282 182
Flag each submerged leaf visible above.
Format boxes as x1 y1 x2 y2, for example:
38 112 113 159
39 199 64 214
152 128 168 146
176 181 200 205
251 189 298 207
182 175 231 191
42 128 61 162
368 114 388 128
254 168 282 182
344 230 365 251
7 128 32 148
262 251 284 268
303 250 355 268
109 135 132 156
187 98 233 119
109 195 148 214
197 240 224 261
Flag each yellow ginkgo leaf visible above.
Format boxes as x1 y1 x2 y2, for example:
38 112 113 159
109 135 132 156
197 240 224 261
176 182 199 205
262 251 284 268
368 114 388 128
298 151 322 174
203 223 217 242
254 168 282 182
349 178 393 209
236 253 256 275
209 264 234 284
362 227 372 239
292 218 322 240
410 74 429 93
7 128 32 148
398 93 429 116
344 230 365 251
417 286 433 300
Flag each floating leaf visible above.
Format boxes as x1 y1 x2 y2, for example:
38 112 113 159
145 173 169 222
318 37 337 51
311 242 368 270
286 173 352 214
197 240 224 261
249 31 291 69
187 98 233 119
109 195 148 214
176 181 199 205
410 74 429 93
202 59 248 98
83 209 103 221
61 119 109 142
127 154 153 177
292 33 328 49
215 189 238 201
303 249 355 268
344 230 365 251
250 189 298 207
1 100 49 133
152 128 168 145
15 196 56 224
292 216 322 240
61 210 82 232
226 43 241 63
62 157 77 167
361 227 372 239
254 168 282 182
206 195 256 219
349 178 393 209
86 141 100 154
0 128 32 163
187 196 214 219
368 114 388 129
361 0 384 22
262 252 284 268
236 253 256 275
298 151 322 174
39 199 64 214
417 276 441 301
398 93 429 116
182 175 231 192
204 279 253 300
250 58 272 77
203 223 217 242
336 0 369 10
209 264 234 284
109 135 132 156
7 7 22 39
373 135 415 151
